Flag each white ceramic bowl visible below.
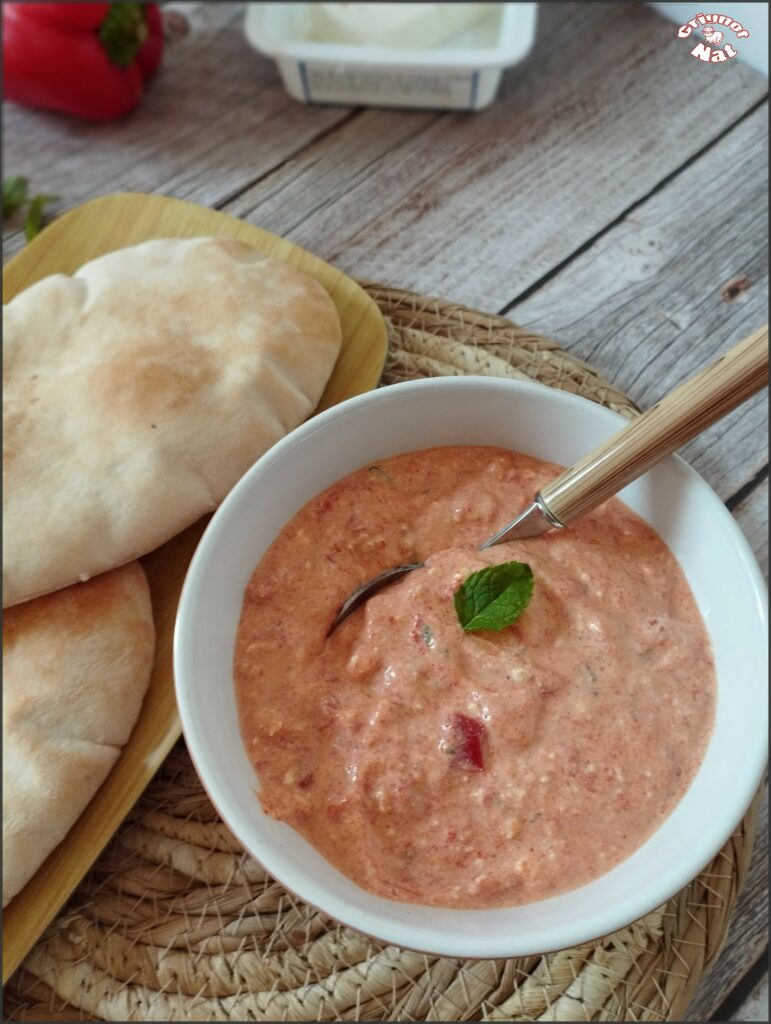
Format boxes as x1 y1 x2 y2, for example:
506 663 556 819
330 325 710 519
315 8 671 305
174 377 768 958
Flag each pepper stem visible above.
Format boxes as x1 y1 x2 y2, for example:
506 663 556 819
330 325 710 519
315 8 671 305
99 2 148 67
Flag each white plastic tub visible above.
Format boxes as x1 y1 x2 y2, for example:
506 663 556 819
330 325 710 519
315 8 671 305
244 3 538 111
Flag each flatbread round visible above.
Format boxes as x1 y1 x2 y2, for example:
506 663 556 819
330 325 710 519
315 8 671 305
2 237 342 607
2 561 155 906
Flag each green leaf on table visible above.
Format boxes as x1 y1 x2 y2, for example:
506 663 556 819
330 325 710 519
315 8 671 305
454 561 534 633
3 176 28 219
24 194 58 241
3 177 58 240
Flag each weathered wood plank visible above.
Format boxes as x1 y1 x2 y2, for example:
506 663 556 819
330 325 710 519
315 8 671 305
510 104 769 504
225 3 767 310
687 783 769 1020
2 2 353 259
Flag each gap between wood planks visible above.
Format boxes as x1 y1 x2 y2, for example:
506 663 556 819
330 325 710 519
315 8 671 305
497 94 769 318
6 3 768 293
713 950 769 1022
219 3 768 303
726 465 769 514
505 100 768 507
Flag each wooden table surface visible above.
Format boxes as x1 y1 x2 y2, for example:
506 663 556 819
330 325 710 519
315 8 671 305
4 3 767 1019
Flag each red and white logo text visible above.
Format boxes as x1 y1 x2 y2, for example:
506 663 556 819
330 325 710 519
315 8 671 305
677 12 750 62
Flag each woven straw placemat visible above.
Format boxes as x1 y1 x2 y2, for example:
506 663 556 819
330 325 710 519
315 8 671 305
4 287 759 1022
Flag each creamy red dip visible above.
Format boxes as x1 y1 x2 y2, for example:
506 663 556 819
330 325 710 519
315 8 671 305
234 447 716 909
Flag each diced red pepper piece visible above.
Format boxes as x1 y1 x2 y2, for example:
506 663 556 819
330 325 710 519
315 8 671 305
445 713 486 771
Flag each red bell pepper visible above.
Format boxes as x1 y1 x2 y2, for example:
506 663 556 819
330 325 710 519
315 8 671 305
3 3 163 122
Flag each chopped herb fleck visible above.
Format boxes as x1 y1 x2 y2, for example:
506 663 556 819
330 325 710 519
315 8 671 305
367 465 393 483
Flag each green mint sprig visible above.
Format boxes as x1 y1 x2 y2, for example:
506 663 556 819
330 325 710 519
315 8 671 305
454 561 534 633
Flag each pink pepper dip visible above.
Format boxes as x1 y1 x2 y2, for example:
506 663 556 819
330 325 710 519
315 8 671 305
234 447 716 909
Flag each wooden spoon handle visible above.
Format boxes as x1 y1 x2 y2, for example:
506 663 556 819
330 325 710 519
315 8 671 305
540 325 769 526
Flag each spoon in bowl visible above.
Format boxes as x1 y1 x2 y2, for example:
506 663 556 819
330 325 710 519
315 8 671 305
328 325 768 634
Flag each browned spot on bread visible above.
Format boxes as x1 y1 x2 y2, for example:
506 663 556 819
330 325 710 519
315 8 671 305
89 341 217 421
3 238 342 607
2 565 145 646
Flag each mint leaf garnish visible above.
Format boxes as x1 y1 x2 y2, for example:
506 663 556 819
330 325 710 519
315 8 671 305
454 561 534 633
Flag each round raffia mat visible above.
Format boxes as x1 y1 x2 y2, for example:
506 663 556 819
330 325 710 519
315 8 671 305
5 287 759 1023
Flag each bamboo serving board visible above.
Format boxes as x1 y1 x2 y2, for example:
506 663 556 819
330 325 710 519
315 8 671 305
2 192 388 982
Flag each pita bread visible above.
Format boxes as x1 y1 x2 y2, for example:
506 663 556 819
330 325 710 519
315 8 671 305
2 561 154 906
3 237 342 606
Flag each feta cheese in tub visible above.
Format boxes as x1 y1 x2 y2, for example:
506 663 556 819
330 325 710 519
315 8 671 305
310 3 493 49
